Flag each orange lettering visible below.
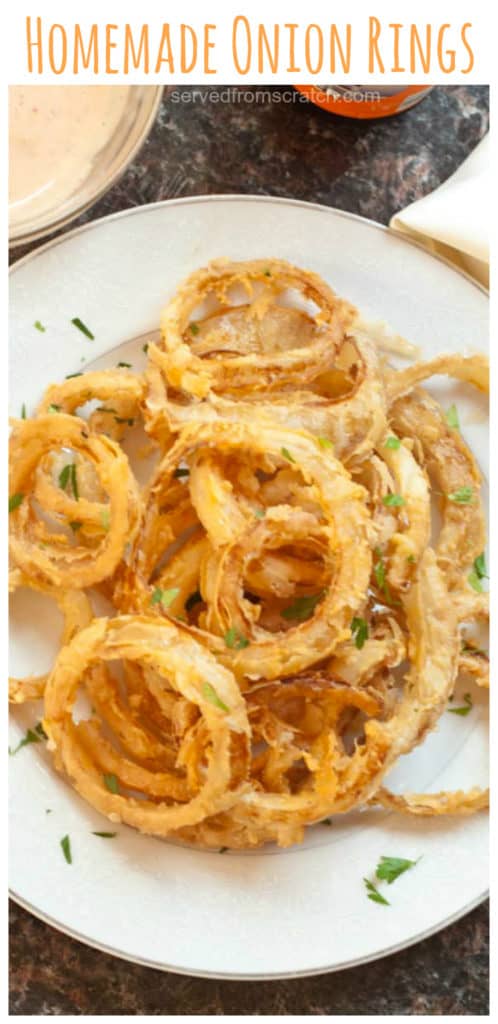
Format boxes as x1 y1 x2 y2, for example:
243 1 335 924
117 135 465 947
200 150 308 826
232 16 251 75
438 24 456 73
461 23 474 73
48 24 67 74
155 24 175 73
26 15 43 73
105 23 118 74
285 23 300 73
181 25 197 73
124 24 149 73
258 24 279 73
330 24 351 73
204 24 216 73
368 16 384 73
390 23 406 72
305 25 323 74
410 24 431 74
74 25 99 73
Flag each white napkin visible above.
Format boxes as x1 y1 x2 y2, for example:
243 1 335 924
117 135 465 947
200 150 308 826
390 135 489 288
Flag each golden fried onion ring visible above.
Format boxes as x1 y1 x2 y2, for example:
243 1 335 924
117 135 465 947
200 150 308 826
43 615 251 834
9 414 140 588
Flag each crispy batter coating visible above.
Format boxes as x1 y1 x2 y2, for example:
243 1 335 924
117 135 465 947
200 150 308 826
9 259 489 848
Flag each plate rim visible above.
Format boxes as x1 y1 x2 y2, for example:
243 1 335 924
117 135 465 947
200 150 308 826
9 191 488 299
9 193 489 979
10 886 488 981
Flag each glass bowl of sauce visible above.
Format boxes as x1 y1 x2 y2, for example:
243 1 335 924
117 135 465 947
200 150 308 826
9 85 163 246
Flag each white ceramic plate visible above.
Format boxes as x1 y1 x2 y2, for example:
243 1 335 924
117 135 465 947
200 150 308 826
9 196 489 979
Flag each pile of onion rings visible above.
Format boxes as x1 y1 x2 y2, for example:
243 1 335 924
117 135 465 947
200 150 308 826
9 258 489 849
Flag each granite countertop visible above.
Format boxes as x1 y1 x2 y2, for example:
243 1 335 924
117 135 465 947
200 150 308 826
9 84 489 1015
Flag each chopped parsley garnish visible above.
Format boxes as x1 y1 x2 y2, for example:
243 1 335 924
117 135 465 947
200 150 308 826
468 553 488 592
101 508 111 531
96 406 117 415
34 320 46 332
103 773 119 794
384 436 401 450
65 372 83 379
202 682 230 712
406 554 416 564
445 404 460 430
189 322 200 335
281 447 296 463
376 855 420 884
173 467 190 478
60 835 72 864
21 403 26 419
448 692 473 716
71 317 94 340
9 493 24 514
322 818 333 826
282 591 325 622
117 361 132 369
224 628 249 649
254 508 265 518
317 436 333 449
48 404 61 413
92 831 117 838
69 520 83 532
351 616 368 650
383 493 405 508
151 587 180 608
447 487 474 504
9 721 46 756
185 590 202 611
59 464 78 500
115 416 134 426
142 343 149 354
263 269 272 277
364 878 390 906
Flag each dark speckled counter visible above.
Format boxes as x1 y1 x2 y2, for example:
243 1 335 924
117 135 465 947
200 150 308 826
9 84 489 1015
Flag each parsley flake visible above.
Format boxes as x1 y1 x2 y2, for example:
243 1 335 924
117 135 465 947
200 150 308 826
447 487 473 504
34 320 46 332
281 447 296 463
92 831 117 838
317 436 334 449
21 403 26 419
9 722 46 756
383 494 405 508
173 467 190 478
60 835 72 864
448 692 473 716
224 628 249 650
48 404 61 414
376 855 420 884
117 361 132 369
445 404 460 430
71 317 94 340
59 464 78 500
103 773 119 794
9 493 24 514
384 436 401 450
282 592 325 622
202 682 230 712
189 322 200 335
151 587 180 608
351 617 369 650
364 878 390 906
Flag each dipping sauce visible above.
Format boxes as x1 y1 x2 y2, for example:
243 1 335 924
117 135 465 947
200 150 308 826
9 85 131 234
